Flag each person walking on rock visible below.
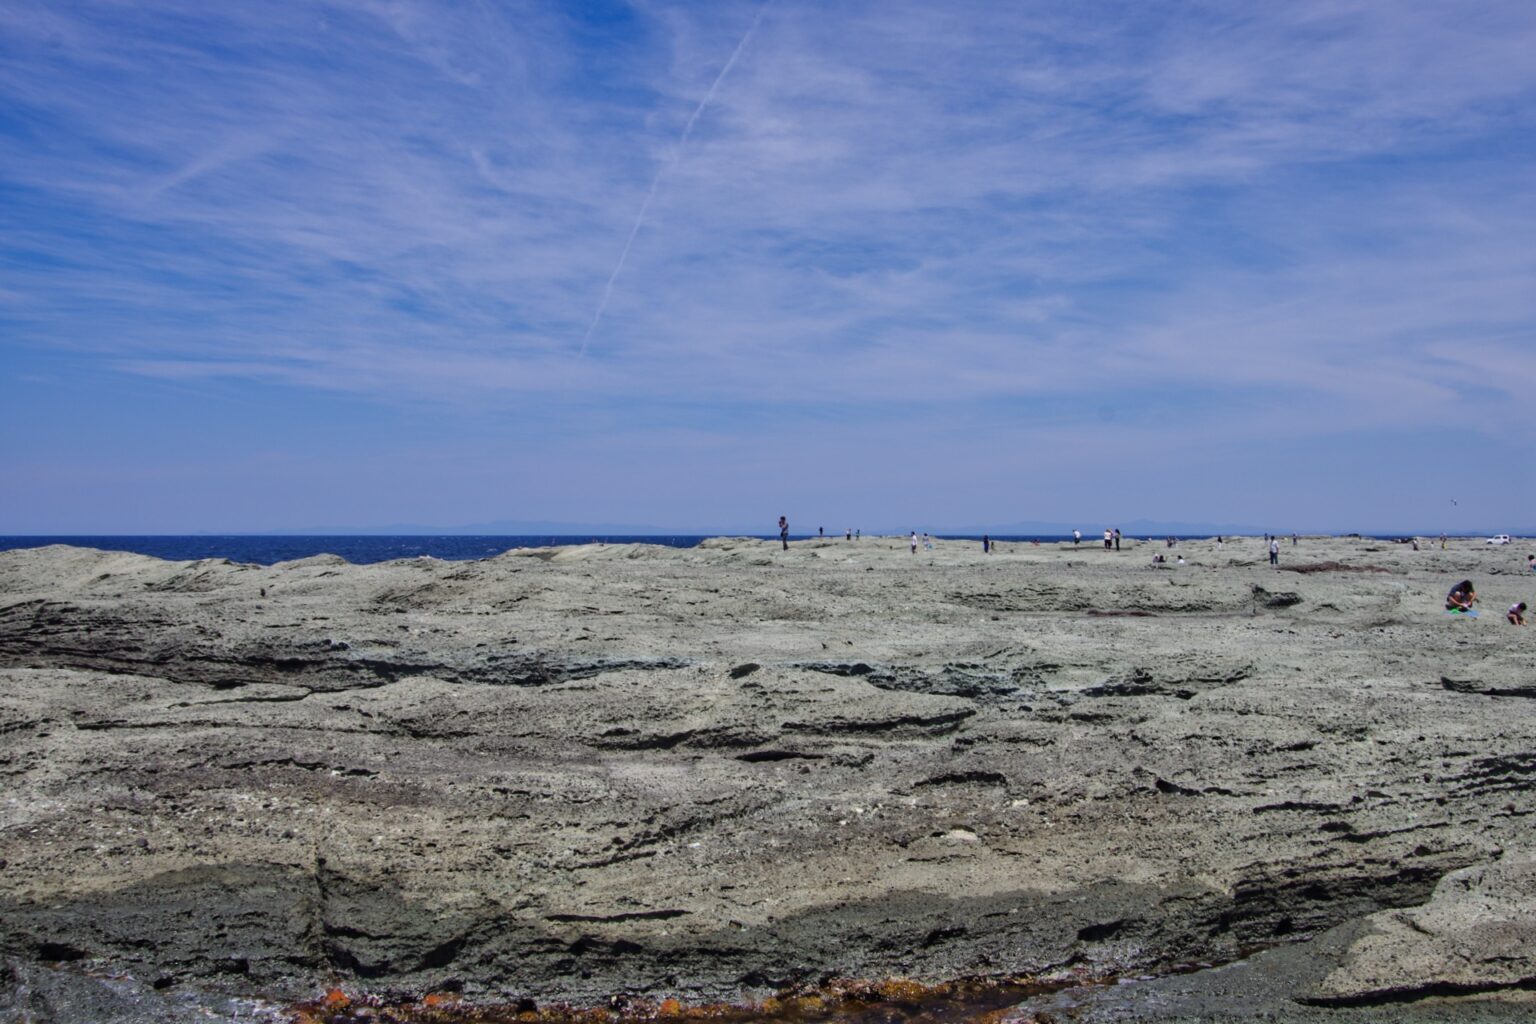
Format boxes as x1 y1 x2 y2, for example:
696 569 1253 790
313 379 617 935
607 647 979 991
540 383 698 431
1269 538 1280 566
778 516 789 551
910 531 918 554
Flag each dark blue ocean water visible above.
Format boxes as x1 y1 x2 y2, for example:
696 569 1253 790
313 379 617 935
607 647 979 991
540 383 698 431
0 534 1111 565
0 534 1423 566
0 535 718 565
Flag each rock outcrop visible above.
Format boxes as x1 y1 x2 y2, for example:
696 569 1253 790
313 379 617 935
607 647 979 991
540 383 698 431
1 536 1534 1021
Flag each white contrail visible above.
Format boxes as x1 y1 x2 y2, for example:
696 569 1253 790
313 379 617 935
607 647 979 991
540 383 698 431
579 3 768 356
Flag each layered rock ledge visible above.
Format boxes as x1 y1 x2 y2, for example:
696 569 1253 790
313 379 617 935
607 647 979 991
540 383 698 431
1 536 1534 1022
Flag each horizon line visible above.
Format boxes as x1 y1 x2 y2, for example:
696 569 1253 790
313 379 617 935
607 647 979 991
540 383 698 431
2 529 1529 539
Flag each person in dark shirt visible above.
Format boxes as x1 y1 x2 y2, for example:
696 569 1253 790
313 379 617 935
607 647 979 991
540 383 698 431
1446 580 1477 613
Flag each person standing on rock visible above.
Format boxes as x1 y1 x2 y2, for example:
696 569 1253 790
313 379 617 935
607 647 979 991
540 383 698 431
1113 528 1121 551
1104 528 1112 550
778 516 789 551
910 531 918 554
1269 538 1280 566
1073 529 1081 546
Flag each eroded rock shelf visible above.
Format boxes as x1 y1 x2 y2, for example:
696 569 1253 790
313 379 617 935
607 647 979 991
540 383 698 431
1 537 1534 1022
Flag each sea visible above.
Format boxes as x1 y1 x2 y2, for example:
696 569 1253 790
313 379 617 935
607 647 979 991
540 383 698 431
0 535 717 565
0 533 1204 565
0 533 1432 566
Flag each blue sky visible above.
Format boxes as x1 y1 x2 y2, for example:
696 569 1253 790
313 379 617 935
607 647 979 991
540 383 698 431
2 0 1534 533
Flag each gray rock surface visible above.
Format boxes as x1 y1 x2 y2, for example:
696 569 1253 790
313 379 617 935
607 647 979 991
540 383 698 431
1308 858 1536 1005
1 536 1534 1021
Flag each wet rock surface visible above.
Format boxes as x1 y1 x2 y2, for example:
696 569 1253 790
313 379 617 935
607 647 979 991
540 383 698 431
1 536 1534 1021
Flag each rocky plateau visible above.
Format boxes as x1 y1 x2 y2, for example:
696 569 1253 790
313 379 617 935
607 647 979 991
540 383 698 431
2 535 1535 1022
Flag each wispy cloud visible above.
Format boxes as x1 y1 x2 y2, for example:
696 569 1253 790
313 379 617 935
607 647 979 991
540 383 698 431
581 0 769 355
2 0 1534 529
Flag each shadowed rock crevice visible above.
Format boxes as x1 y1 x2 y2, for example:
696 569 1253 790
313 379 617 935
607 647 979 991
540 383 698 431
0 603 691 693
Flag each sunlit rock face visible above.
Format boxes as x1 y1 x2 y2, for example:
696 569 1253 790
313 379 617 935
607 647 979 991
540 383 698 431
2 537 1534 1020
